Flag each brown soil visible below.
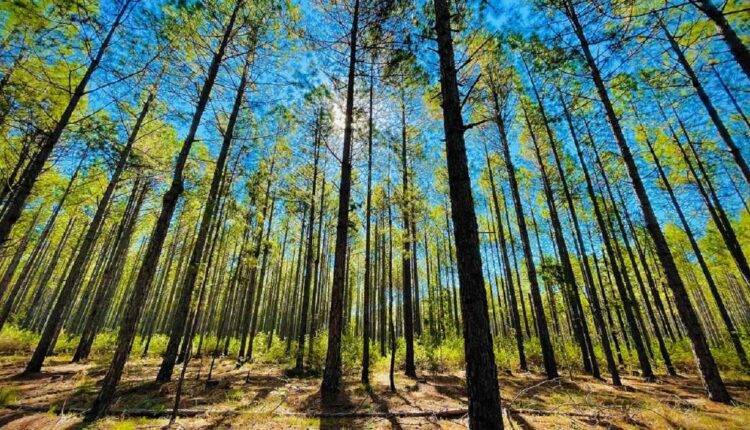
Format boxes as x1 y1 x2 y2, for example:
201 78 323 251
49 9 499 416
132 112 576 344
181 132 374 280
0 354 748 429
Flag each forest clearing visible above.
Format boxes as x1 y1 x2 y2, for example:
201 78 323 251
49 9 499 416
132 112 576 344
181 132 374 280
0 0 749 428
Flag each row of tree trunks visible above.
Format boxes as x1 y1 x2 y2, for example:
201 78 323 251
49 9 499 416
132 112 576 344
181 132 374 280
85 0 244 418
563 0 730 403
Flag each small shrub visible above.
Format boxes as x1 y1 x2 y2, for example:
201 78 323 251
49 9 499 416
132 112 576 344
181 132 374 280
0 386 18 407
0 325 38 355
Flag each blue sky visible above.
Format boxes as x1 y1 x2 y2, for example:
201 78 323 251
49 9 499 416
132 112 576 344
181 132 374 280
41 0 749 267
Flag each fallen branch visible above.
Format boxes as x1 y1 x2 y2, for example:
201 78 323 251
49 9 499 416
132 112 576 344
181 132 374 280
3 404 218 418
4 403 607 421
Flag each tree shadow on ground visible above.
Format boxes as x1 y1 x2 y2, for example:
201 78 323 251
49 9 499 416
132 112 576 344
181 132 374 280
506 408 536 430
366 386 404 430
421 373 467 405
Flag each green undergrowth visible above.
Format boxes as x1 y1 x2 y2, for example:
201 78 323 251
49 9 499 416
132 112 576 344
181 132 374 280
0 324 747 377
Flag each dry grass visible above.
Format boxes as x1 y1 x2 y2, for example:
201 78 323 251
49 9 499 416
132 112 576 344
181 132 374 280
0 353 747 429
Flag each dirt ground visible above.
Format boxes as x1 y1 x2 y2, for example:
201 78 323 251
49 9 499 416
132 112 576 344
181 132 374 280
0 354 748 429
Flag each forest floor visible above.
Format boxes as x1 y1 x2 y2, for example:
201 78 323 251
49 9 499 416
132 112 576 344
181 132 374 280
0 354 748 429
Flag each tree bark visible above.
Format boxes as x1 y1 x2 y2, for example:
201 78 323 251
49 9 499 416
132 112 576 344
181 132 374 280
577 119 654 380
484 142 526 371
400 97 416 378
24 84 153 374
559 95 620 385
646 112 749 369
0 0 132 248
85 1 243 418
361 73 374 383
295 111 321 374
661 22 750 184
565 0 729 402
521 101 595 376
433 0 503 426
691 0 750 81
491 86 557 379
157 52 249 382
73 179 147 362
320 0 359 403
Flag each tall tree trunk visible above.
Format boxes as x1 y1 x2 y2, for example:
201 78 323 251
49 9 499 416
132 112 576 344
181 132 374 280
577 119 654 380
21 216 76 329
660 22 750 184
433 0 502 426
491 85 557 379
0 139 31 210
709 63 750 131
73 179 147 362
387 190 396 392
645 112 750 369
672 112 750 287
0 0 133 248
605 182 675 375
157 53 249 382
25 85 154 374
559 95 620 385
309 170 327 362
484 142 526 371
400 97 416 378
85 1 243 418
565 0 730 402
361 72 374 383
691 0 750 80
411 218 422 337
0 156 81 321
521 100 595 376
295 111 321 374
246 197 276 362
379 220 387 356
320 0 358 402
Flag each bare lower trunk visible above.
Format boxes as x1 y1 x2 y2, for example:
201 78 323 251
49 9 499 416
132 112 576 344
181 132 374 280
86 1 243 418
320 0 358 403
434 0 502 426
565 0 729 402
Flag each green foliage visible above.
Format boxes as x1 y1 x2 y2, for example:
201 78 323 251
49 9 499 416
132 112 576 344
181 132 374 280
0 386 18 407
414 335 465 372
0 325 38 355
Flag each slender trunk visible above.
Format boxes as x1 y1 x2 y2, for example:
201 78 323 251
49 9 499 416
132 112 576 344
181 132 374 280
434 0 502 425
361 73 374 383
644 114 750 369
86 1 243 418
157 53 249 382
521 100 595 375
25 88 155 374
559 95 620 384
400 98 416 378
388 192 396 392
379 221 387 356
565 0 729 402
295 113 321 374
320 0 359 402
492 86 557 379
672 112 750 287
246 197 276 362
710 63 750 131
484 142 526 371
691 0 750 80
0 180 67 308
661 22 749 184
0 0 133 248
74 179 147 362
576 119 654 379
21 216 76 329
0 139 30 209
